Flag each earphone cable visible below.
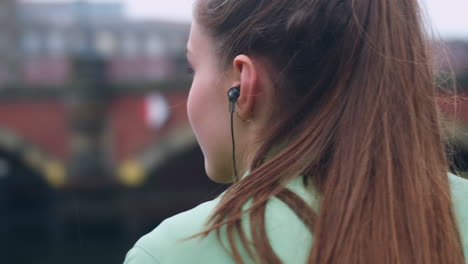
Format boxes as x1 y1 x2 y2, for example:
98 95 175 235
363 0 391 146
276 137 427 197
231 110 238 181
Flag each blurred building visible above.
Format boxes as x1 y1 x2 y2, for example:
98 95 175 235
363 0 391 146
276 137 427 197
1 1 189 86
449 41 468 73
0 0 20 85
18 1 124 24
1 5 212 260
0 1 195 186
446 41 468 89
435 41 468 76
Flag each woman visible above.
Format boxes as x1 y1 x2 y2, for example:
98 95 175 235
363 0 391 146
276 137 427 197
125 0 468 263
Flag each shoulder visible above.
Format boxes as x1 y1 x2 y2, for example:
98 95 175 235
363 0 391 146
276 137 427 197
448 173 468 255
123 177 317 263
448 172 468 206
124 246 161 264
123 196 233 264
123 184 313 263
449 171 468 188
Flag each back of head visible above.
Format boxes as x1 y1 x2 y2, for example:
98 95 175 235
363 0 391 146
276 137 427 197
195 0 465 263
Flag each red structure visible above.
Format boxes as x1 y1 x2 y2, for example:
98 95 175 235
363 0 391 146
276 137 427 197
0 88 192 187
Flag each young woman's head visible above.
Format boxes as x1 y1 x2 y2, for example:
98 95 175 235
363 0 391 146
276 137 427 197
186 18 277 183
187 0 353 182
187 0 465 263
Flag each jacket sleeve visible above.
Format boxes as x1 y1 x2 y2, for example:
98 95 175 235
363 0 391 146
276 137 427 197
124 246 162 264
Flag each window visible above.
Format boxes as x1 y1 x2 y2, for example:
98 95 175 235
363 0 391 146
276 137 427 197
22 31 41 56
122 33 138 57
146 34 165 57
96 31 116 57
47 30 65 55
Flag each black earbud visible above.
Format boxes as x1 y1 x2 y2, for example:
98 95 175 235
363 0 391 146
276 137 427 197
228 86 240 112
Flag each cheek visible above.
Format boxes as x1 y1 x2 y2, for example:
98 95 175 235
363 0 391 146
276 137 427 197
187 77 215 138
187 76 231 181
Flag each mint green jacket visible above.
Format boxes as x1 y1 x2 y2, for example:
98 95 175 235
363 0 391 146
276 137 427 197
124 173 468 263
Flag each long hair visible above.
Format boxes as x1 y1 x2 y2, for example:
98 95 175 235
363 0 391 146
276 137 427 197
193 0 465 263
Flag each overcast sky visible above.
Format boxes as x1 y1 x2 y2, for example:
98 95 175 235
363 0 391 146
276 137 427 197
23 0 468 40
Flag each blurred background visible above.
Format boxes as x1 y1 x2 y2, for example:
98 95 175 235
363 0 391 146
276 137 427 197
0 0 467 263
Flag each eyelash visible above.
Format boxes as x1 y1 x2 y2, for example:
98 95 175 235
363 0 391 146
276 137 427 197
186 65 194 75
185 57 195 75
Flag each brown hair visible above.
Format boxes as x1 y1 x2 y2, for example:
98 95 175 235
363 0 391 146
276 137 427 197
193 0 465 263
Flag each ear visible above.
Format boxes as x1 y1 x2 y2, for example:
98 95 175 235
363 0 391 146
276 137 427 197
232 55 260 119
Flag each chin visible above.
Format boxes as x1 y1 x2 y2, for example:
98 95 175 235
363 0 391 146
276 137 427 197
204 159 234 184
